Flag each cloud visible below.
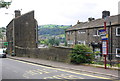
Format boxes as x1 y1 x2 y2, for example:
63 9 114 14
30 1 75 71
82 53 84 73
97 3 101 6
0 0 120 27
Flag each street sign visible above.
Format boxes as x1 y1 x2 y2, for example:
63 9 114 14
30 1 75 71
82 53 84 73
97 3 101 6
99 29 106 32
102 41 108 55
4 42 8 46
102 47 107 55
101 36 108 40
101 33 108 40
102 41 107 47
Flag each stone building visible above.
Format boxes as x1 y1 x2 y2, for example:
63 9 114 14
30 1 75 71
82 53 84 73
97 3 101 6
6 10 38 55
65 11 120 58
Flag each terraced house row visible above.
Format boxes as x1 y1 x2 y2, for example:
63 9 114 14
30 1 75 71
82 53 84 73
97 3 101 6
65 11 120 58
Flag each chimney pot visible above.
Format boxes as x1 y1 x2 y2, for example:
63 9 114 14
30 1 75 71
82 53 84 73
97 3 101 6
102 11 110 19
14 10 21 17
88 17 95 22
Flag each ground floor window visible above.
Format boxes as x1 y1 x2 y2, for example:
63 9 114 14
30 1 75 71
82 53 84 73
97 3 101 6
67 40 74 45
116 48 120 57
77 41 86 45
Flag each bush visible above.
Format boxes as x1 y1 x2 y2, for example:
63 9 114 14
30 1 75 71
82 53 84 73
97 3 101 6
69 44 94 64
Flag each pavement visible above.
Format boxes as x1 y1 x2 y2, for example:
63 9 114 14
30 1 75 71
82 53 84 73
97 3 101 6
6 55 119 79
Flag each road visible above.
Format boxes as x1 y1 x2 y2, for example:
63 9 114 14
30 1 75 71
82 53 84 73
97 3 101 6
0 58 115 80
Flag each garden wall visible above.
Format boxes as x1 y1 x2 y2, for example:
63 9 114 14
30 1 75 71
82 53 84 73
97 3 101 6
15 46 72 63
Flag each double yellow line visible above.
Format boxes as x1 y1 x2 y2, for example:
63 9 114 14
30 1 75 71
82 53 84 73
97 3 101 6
7 58 110 79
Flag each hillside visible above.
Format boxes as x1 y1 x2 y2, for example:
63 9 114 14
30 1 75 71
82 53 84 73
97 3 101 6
38 24 71 36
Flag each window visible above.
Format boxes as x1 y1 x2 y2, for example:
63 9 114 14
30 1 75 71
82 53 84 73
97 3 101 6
67 32 70 35
93 29 100 36
78 30 86 34
71 31 73 35
78 41 86 45
116 27 120 36
67 40 74 45
116 48 120 57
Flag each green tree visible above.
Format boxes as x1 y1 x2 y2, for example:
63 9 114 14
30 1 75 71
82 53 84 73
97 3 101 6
54 39 60 46
0 0 11 9
48 38 55 46
70 44 94 64
38 39 49 45
0 33 3 39
48 38 60 46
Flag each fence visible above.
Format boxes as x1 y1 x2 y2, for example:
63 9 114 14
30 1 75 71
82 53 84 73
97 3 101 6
93 53 120 67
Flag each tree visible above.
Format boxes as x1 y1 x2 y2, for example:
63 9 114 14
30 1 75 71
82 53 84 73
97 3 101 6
0 0 12 9
54 39 60 46
48 38 55 46
70 44 94 64
39 39 49 45
0 27 6 39
48 38 60 46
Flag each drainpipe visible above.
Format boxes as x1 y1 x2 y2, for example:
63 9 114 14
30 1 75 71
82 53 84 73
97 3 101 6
75 30 77 45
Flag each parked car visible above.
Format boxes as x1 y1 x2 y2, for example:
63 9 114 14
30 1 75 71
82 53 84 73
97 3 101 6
0 49 6 58
11 52 16 56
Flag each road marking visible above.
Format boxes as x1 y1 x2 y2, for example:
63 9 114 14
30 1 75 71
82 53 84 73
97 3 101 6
44 74 83 79
22 68 58 78
7 58 110 79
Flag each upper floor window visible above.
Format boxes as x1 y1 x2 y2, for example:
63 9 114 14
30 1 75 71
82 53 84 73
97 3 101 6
67 32 70 35
71 31 74 35
78 30 86 34
67 31 74 35
116 27 120 36
116 48 120 57
93 29 100 37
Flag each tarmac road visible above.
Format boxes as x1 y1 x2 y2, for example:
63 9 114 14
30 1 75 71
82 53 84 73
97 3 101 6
0 58 116 80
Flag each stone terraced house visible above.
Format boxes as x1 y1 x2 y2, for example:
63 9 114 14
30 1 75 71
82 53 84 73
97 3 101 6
6 10 38 55
65 11 120 58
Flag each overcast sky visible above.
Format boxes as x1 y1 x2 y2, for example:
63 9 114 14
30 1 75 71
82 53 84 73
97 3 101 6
0 0 120 27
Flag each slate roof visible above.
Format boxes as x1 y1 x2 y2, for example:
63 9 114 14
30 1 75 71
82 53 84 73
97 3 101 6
66 14 120 31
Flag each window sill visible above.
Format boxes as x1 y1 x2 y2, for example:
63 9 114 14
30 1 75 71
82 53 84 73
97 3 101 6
116 55 120 57
93 35 100 37
116 35 120 36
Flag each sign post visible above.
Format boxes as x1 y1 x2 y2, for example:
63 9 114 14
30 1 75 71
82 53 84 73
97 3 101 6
99 21 108 69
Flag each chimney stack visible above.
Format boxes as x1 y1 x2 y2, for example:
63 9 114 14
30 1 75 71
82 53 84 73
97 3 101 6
88 17 95 22
102 11 110 19
77 20 81 24
14 10 21 17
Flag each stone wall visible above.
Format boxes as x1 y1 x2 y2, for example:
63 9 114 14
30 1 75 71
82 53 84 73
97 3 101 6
15 46 72 63
14 11 37 48
6 10 38 55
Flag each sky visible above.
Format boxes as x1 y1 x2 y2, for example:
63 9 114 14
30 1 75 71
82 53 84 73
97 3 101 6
0 0 120 27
